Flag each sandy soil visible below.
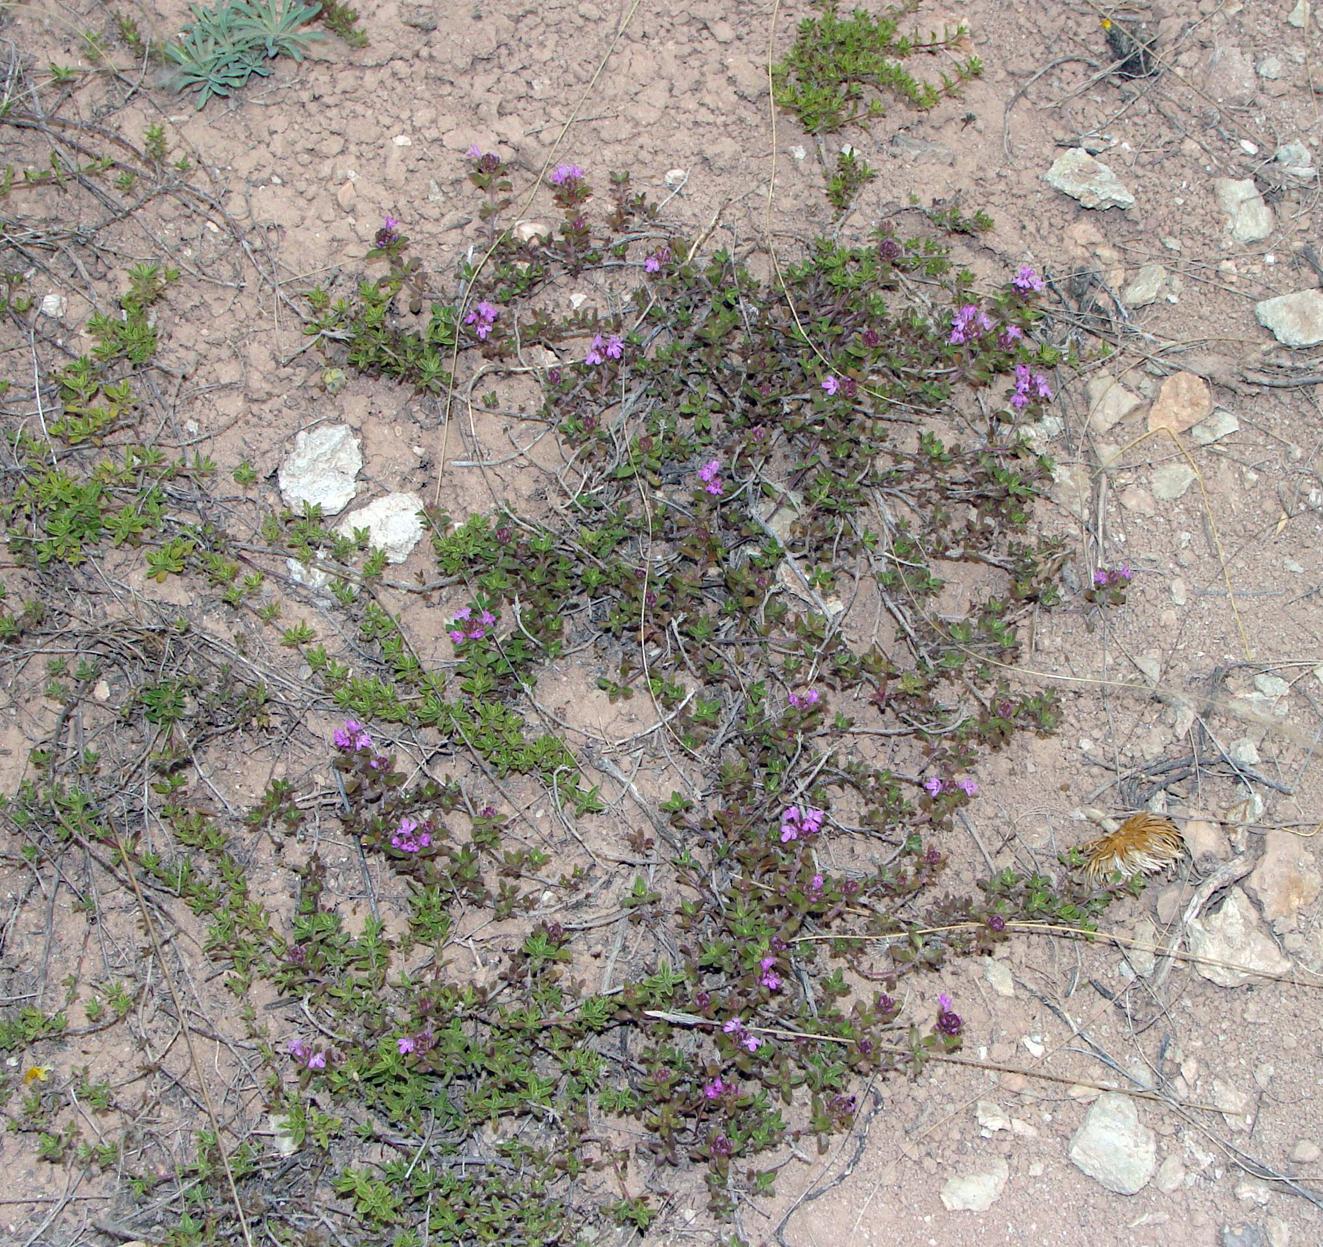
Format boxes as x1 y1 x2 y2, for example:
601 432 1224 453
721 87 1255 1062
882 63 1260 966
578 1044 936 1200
2 1 1323 1245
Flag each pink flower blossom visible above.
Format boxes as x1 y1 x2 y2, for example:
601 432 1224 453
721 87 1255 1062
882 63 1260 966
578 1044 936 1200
702 1077 727 1100
644 246 670 273
923 776 944 797
955 776 978 796
466 144 483 159
550 163 584 186
398 1035 416 1055
821 375 840 395
1012 263 1045 293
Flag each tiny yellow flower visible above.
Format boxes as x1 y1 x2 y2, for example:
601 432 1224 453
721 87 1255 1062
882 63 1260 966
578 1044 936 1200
24 1065 52 1085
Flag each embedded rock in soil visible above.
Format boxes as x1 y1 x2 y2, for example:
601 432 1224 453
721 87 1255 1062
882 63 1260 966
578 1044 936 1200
1187 887 1291 986
1069 1092 1157 1194
1256 290 1323 347
1148 370 1212 433
939 1157 1009 1211
335 492 426 565
1121 263 1166 307
1247 832 1322 925
1152 464 1196 500
278 424 362 515
1192 409 1240 445
1044 149 1135 209
1086 372 1143 433
1275 140 1316 181
1214 178 1274 243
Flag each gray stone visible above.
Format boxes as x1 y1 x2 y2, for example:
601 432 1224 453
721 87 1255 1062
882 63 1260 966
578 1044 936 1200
1214 178 1274 244
1052 462 1092 521
1192 409 1240 445
278 424 362 515
1256 55 1284 80
39 293 66 318
1156 1153 1186 1192
1045 149 1135 210
1118 485 1157 515
336 492 426 564
1247 832 1322 924
1152 464 1196 501
1222 1226 1268 1247
939 1157 1009 1211
1069 1092 1157 1194
1274 141 1316 181
1188 887 1292 986
1287 0 1311 28
983 957 1015 997
1086 372 1143 433
1122 264 1166 307
1256 291 1323 348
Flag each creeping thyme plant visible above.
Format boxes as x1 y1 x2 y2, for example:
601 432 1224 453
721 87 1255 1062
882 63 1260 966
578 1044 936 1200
0 35 1125 1247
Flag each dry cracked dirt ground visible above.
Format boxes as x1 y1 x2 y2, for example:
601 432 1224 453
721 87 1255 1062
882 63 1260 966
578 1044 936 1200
3 1 1323 1245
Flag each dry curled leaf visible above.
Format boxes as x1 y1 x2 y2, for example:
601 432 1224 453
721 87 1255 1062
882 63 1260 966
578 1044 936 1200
1081 812 1186 883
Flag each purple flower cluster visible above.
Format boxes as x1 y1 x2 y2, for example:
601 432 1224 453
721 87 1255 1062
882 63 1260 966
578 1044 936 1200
758 956 782 991
375 214 400 248
923 775 978 797
936 992 963 1037
466 145 502 175
722 1017 763 1053
697 458 723 497
999 324 1024 348
549 163 584 186
821 375 857 397
334 718 373 752
949 304 994 345
788 688 820 710
397 1028 434 1056
288 1039 330 1070
1012 263 1045 293
702 1076 729 1100
449 607 496 644
584 333 624 366
808 872 825 896
1092 564 1133 588
644 246 670 273
780 805 825 843
464 300 499 341
390 815 432 854
1010 363 1053 410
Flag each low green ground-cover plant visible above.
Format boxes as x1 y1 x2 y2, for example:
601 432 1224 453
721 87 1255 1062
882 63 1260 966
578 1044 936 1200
772 0 982 134
0 119 1133 1247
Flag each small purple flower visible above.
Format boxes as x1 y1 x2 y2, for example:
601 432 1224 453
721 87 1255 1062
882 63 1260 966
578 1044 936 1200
604 334 624 360
549 163 584 186
464 300 499 341
988 914 1006 931
306 1050 327 1070
466 144 483 159
288 1039 309 1062
644 246 670 273
1012 263 1045 293
999 325 1024 347
375 216 400 248
923 776 944 797
584 333 606 366
938 993 952 1012
788 688 820 710
809 873 825 894
759 956 782 992
821 375 840 395
333 719 374 753
1117 562 1133 581
1092 569 1108 588
955 776 978 796
722 1018 743 1036
702 1077 727 1100
949 304 993 345
937 1009 963 1037
742 1033 762 1053
398 1035 416 1055
697 458 724 497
